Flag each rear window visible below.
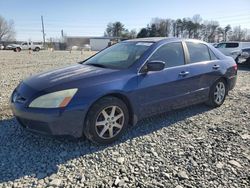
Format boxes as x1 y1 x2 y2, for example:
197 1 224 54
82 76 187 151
186 42 211 63
226 43 239 48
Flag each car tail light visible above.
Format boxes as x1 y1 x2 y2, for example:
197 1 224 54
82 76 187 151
233 64 238 71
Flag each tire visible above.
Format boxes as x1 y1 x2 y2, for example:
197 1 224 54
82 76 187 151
206 78 227 107
34 47 40 52
84 97 129 145
15 47 21 52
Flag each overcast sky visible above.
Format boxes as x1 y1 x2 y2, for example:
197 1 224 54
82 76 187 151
0 0 250 41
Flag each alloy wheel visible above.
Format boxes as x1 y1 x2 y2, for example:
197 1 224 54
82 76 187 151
95 105 124 139
214 81 226 105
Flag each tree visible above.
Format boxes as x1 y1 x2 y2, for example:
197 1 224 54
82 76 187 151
105 22 125 37
149 24 158 37
0 15 15 41
224 25 231 41
137 28 149 38
230 26 246 41
121 29 137 39
176 19 183 37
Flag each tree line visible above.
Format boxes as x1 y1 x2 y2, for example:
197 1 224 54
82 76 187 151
1 14 249 43
105 14 250 42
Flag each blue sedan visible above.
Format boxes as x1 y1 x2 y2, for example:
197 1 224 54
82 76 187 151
10 38 237 144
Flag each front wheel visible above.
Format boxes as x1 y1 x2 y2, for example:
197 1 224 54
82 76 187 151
206 79 227 107
84 97 129 145
14 47 21 52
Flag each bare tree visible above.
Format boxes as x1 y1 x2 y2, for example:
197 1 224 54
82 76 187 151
0 15 15 41
229 26 246 41
224 25 231 41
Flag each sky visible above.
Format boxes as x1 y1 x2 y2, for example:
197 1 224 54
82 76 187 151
0 0 250 41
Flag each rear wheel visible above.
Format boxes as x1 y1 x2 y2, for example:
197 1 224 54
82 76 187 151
34 47 40 52
206 79 227 107
84 97 129 145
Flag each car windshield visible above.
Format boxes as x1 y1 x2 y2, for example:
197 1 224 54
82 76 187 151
83 42 153 69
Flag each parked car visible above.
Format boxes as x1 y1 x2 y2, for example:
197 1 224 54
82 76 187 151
13 42 43 52
10 38 237 144
234 47 250 66
5 44 16 50
215 42 250 61
0 44 4 50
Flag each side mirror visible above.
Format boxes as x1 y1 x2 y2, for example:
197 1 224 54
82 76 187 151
142 60 165 73
241 52 250 59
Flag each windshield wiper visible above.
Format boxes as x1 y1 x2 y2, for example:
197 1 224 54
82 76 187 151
86 63 107 68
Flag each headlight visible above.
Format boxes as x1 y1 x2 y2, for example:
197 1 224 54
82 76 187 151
29 88 78 108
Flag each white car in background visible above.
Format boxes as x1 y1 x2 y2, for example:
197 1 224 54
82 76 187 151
215 42 250 62
0 44 4 50
13 42 43 52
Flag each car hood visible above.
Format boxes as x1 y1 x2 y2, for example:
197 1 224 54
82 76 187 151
23 64 117 91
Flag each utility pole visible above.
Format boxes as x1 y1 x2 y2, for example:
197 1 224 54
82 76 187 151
41 16 46 47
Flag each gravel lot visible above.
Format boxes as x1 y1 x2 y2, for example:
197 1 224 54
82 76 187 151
0 50 250 188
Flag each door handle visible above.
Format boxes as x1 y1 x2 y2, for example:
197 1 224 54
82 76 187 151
213 65 220 69
179 71 190 77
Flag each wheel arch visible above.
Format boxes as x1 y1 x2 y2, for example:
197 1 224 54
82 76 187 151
215 76 229 94
84 92 136 129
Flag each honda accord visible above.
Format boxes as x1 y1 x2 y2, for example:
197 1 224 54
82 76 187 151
10 38 237 144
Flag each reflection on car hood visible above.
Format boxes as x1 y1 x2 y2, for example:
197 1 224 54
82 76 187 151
23 64 116 91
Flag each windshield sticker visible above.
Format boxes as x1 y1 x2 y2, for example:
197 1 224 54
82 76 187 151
136 42 153 46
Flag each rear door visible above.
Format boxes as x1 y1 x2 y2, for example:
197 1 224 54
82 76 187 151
183 41 222 101
136 42 194 117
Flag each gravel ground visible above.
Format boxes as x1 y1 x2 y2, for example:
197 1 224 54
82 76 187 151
0 50 250 188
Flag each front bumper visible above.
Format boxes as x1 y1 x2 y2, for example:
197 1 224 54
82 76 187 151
10 102 87 138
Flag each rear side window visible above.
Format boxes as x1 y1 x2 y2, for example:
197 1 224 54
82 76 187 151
186 42 210 63
226 43 239 48
149 42 185 68
216 43 226 48
243 48 250 53
209 49 218 60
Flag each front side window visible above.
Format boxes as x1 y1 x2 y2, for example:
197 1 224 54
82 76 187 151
22 42 27 45
149 42 185 68
186 42 210 63
84 42 152 69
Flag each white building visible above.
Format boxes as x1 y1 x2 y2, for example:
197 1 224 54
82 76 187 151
65 36 121 51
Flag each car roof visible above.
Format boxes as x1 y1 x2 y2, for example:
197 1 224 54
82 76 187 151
125 37 209 45
126 37 181 43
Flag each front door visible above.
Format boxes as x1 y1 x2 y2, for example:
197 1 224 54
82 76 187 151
135 42 192 118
